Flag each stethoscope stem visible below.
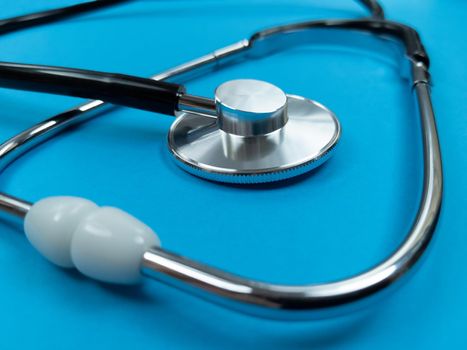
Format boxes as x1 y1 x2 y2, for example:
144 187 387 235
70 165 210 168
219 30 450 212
178 93 217 116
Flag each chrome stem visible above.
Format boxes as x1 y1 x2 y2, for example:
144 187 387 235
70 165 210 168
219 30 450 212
177 93 217 116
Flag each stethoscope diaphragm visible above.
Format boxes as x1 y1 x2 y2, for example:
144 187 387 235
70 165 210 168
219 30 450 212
168 79 341 183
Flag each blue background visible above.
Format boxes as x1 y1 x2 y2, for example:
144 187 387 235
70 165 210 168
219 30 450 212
0 1 465 349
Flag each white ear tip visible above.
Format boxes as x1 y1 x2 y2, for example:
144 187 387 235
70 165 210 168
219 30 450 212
24 196 98 268
23 196 160 284
71 206 160 284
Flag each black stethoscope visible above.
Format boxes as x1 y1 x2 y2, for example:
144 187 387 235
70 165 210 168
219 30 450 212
0 0 442 320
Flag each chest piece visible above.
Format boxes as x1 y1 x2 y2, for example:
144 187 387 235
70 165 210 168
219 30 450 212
168 79 340 184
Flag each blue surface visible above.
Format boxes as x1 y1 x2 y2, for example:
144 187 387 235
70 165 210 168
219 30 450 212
0 1 466 349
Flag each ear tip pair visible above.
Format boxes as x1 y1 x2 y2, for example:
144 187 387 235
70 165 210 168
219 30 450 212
24 196 160 284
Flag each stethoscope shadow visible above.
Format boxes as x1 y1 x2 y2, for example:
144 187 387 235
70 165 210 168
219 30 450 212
63 268 156 303
64 268 382 350
56 268 378 350
194 161 330 191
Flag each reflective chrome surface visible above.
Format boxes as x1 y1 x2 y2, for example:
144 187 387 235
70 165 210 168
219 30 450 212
178 93 216 116
0 26 442 321
0 193 31 218
215 79 288 136
169 93 340 183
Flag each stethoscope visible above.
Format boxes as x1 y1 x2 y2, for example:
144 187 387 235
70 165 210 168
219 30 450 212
0 0 442 320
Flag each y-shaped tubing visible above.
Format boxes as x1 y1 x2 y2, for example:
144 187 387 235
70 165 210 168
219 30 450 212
0 21 442 320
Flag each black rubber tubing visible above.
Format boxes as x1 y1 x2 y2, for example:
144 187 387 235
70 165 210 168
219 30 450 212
0 62 184 116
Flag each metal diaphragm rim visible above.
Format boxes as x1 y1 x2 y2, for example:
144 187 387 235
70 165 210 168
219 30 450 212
168 95 341 183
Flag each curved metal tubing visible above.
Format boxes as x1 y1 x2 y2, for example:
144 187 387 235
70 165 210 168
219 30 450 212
141 81 442 320
0 25 442 320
